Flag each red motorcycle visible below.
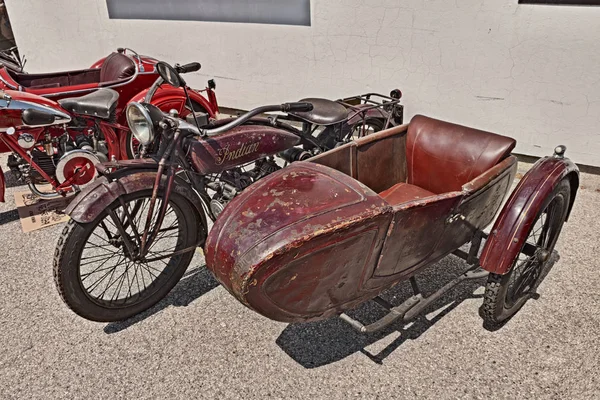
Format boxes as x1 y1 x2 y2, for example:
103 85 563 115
0 48 219 158
0 54 218 201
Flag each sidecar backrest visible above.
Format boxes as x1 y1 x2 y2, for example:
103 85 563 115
407 115 516 194
311 124 409 193
99 52 136 84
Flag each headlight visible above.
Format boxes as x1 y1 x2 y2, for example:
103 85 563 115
126 103 154 145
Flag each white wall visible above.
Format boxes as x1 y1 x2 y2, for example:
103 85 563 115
6 0 600 165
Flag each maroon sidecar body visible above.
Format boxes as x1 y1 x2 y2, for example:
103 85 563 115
205 115 579 329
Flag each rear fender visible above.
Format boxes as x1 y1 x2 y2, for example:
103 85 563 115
0 165 5 202
66 169 208 242
480 156 579 275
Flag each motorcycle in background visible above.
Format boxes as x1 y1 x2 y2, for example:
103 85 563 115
0 61 211 201
0 48 220 158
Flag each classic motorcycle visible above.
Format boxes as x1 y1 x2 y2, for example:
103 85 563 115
0 48 220 157
205 116 579 330
0 60 215 201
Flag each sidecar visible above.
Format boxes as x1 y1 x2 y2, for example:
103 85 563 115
205 115 579 330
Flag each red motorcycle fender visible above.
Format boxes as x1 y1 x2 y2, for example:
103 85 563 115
65 170 207 239
480 157 579 275
129 86 218 117
0 165 5 202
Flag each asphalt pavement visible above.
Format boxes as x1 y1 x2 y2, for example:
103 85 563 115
0 153 598 399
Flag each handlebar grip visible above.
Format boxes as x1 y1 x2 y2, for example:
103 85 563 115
176 62 201 74
282 102 314 113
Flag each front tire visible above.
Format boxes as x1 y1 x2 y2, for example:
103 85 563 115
54 190 202 322
481 179 571 326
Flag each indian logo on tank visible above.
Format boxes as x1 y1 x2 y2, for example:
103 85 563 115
215 141 260 165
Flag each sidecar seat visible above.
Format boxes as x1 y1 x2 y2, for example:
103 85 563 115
98 52 136 85
405 115 516 194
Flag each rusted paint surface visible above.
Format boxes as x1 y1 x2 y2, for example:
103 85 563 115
205 162 393 322
204 119 534 323
188 125 300 175
480 156 579 275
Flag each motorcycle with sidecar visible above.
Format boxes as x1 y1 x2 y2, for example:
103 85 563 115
205 115 579 329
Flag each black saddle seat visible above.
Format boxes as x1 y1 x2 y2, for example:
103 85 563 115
58 89 119 120
289 98 348 126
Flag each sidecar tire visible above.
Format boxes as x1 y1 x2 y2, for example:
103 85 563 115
53 191 200 322
481 178 571 326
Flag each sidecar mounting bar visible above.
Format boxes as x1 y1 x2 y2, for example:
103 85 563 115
339 231 490 334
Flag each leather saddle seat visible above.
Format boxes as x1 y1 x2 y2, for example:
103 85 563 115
99 52 136 84
379 115 516 205
58 88 119 120
289 98 348 126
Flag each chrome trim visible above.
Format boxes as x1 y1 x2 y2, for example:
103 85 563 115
0 73 18 90
28 182 62 199
0 99 71 132
127 102 155 144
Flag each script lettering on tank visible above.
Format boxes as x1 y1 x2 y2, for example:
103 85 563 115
215 142 261 165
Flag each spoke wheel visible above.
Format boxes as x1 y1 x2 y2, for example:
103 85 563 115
348 118 385 141
482 179 571 326
54 189 201 322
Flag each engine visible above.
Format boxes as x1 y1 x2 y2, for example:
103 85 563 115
207 158 281 218
8 128 109 188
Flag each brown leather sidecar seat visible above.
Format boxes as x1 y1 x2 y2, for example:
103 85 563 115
99 52 136 85
380 115 516 205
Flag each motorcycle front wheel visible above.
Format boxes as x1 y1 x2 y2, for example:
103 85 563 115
54 189 201 322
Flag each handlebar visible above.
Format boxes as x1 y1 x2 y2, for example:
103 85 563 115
195 102 314 137
175 62 201 74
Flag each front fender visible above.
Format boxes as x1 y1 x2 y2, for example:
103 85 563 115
0 165 5 202
480 156 579 275
129 86 217 117
66 170 207 240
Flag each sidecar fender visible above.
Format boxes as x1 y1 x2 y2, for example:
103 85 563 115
0 165 5 202
480 156 579 275
66 169 207 238
129 86 218 117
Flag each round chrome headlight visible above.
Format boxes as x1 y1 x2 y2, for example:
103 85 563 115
126 103 154 145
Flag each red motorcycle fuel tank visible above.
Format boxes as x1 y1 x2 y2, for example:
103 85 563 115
187 125 301 174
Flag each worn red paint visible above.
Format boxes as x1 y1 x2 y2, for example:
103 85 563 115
480 156 579 275
204 121 529 323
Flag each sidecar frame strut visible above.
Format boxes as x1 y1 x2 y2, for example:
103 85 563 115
339 230 489 334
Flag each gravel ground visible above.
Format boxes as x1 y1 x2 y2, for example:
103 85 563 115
0 154 598 400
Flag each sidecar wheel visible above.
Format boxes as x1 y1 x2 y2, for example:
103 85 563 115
53 190 201 322
481 179 571 326
348 118 385 140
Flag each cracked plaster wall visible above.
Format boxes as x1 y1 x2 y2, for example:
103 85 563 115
5 0 600 165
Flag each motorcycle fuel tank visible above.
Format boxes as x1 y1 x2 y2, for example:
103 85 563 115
187 125 300 174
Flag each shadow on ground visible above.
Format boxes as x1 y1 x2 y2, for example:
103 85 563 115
276 253 559 368
104 264 219 334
